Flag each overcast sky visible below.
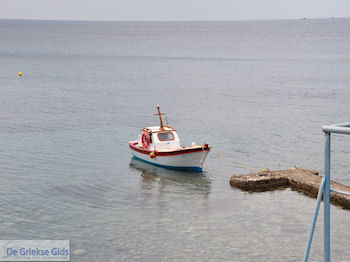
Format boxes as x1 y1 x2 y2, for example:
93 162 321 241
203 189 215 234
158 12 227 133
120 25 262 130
1 0 350 21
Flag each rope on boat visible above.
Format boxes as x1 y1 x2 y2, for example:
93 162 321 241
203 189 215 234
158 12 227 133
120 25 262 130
211 147 269 173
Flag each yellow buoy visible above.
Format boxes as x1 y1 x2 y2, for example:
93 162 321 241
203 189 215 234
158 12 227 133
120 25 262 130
18 72 22 76
149 151 156 159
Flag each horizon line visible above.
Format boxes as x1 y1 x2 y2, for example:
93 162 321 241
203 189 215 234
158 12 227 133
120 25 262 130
0 16 348 23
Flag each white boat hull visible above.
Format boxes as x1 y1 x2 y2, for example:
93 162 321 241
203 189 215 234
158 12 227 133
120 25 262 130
129 146 209 172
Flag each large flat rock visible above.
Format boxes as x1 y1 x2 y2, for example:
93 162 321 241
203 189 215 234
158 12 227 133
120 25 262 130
230 167 350 210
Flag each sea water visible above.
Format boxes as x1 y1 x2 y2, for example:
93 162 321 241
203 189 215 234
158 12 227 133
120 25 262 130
1 18 350 261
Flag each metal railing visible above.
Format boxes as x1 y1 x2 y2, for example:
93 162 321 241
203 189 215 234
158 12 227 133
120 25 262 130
303 122 350 262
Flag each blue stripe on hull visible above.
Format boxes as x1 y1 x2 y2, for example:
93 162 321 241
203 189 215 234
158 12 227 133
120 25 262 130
132 156 202 172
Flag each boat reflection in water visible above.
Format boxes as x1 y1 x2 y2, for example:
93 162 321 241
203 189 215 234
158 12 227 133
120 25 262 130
129 157 211 198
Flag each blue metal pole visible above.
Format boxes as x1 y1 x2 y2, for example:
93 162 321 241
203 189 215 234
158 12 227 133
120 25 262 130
324 132 331 262
303 177 325 262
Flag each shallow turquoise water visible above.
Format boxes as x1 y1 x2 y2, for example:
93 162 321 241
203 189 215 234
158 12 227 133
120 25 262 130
1 18 350 261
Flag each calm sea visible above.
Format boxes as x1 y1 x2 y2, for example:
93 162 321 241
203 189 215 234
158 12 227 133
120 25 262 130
1 18 350 261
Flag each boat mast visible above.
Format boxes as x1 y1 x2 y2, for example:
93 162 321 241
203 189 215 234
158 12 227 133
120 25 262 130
154 105 165 130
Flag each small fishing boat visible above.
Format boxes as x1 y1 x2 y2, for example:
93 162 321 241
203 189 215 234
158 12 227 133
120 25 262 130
128 106 210 172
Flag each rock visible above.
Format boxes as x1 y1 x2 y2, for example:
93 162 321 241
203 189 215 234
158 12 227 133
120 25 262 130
230 167 350 210
72 249 86 256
